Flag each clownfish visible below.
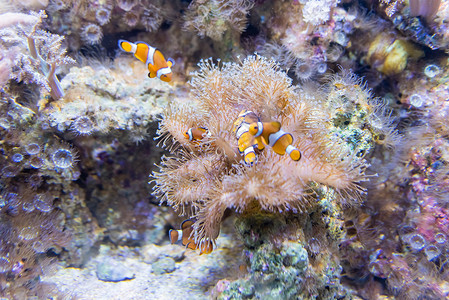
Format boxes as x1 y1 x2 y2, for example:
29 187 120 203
183 127 209 143
169 219 214 255
248 121 301 161
233 110 265 166
118 39 174 82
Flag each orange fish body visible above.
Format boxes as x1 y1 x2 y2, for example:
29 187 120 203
169 219 214 255
249 121 301 161
183 127 209 143
233 110 264 165
198 240 214 255
118 39 174 82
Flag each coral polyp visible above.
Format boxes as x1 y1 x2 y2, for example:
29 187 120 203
81 23 103 45
72 116 94 135
117 0 138 12
25 143 41 155
96 8 111 26
51 147 77 169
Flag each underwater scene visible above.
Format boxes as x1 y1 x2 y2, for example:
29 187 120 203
1 0 449 299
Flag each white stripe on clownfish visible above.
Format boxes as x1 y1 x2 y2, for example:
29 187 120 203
145 45 156 67
236 123 249 139
253 121 263 138
268 129 289 147
285 145 297 156
186 128 194 141
127 42 138 54
157 67 172 78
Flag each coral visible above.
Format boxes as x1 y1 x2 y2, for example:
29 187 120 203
152 55 394 250
140 4 164 32
325 70 401 151
51 145 77 169
366 32 424 76
43 56 174 140
212 191 353 299
117 0 138 12
409 0 442 20
95 7 111 26
183 0 255 41
0 91 81 298
81 23 103 45
302 0 338 25
71 115 94 135
0 10 74 100
0 0 448 298
214 241 309 299
45 0 173 52
337 62 449 298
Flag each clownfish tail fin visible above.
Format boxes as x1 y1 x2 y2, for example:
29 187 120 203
118 39 136 53
167 58 175 67
286 145 301 161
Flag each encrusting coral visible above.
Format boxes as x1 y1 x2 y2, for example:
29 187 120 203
152 54 396 251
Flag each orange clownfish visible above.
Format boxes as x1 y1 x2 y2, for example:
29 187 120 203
169 219 214 255
233 110 264 166
248 121 301 161
183 127 210 143
118 39 174 82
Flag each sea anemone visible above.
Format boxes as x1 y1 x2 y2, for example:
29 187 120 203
152 55 376 248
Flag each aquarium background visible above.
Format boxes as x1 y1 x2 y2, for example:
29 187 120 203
1 0 449 299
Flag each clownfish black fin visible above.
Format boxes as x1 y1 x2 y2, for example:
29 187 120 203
186 241 197 250
148 72 156 78
181 219 194 231
169 229 179 244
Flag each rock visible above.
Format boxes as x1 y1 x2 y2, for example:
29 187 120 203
140 244 160 264
96 259 135 282
161 244 185 261
151 257 176 275
141 244 185 264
